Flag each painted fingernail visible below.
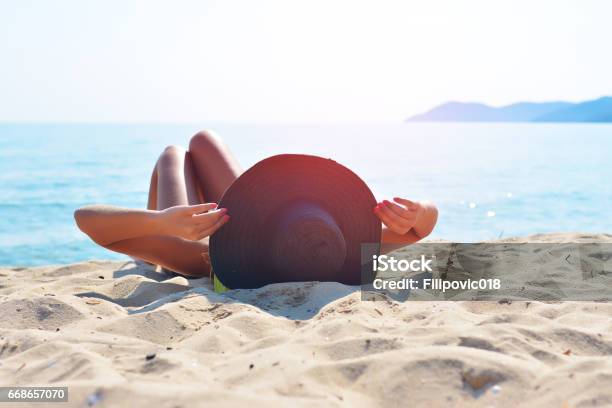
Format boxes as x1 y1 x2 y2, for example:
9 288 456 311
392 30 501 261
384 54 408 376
224 215 230 221
383 200 391 206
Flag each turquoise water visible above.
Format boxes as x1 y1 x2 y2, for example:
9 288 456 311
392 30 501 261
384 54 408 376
1 123 611 266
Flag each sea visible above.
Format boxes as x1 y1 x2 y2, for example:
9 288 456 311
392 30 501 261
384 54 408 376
1 123 610 267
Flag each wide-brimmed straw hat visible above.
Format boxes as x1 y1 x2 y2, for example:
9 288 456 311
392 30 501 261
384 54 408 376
209 154 381 289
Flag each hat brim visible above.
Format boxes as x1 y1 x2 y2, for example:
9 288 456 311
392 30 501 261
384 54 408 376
209 154 381 289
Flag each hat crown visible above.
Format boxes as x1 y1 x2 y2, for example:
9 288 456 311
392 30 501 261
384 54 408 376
210 154 381 289
269 202 347 280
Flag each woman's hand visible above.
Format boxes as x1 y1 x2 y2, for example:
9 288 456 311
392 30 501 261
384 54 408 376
158 203 230 241
374 197 423 235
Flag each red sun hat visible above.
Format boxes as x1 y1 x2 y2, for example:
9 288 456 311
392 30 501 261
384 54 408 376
209 154 381 289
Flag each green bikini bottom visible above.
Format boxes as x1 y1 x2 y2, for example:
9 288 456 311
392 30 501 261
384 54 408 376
212 272 229 293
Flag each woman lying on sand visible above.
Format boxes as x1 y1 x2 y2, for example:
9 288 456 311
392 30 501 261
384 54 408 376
74 131 438 279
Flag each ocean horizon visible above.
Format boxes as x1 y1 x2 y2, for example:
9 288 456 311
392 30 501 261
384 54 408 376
1 122 611 267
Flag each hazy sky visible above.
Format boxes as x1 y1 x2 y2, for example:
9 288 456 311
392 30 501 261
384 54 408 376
1 0 611 123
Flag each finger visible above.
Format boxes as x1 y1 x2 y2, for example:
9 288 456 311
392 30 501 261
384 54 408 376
374 207 399 230
374 205 410 229
199 213 229 233
383 200 416 221
188 203 218 214
197 214 230 239
192 208 227 224
393 197 419 210
377 204 412 228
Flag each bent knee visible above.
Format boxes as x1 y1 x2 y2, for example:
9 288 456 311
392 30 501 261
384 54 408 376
162 144 186 156
157 145 186 168
189 130 222 154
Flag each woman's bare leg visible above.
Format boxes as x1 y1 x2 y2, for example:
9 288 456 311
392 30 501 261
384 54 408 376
103 131 241 277
147 145 204 210
188 130 242 203
155 145 201 208
108 145 212 276
146 166 157 210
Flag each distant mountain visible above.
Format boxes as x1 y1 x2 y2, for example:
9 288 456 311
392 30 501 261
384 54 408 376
533 97 612 122
407 97 612 122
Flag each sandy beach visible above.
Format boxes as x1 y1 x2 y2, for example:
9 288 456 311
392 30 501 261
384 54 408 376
1 233 612 407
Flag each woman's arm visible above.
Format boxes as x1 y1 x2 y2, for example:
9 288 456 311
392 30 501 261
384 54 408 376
374 198 438 253
74 203 228 247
